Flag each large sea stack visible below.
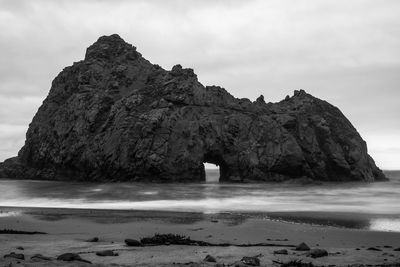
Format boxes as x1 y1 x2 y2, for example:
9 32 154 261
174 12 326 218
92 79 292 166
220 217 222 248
0 35 386 182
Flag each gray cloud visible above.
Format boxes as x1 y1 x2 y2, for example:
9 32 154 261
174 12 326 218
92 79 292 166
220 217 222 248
0 0 399 169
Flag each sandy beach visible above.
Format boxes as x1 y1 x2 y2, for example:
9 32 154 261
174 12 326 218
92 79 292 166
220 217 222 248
1 207 400 266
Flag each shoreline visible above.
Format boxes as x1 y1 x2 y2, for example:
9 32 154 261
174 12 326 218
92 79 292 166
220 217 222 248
1 206 400 266
1 206 399 230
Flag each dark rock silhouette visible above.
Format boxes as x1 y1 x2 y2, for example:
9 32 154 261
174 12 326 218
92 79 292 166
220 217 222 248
0 34 386 182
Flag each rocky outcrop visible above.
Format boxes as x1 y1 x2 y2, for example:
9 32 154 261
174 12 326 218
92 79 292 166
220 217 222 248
0 34 386 182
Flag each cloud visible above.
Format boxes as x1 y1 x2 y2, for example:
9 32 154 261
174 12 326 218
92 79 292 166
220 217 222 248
0 0 399 169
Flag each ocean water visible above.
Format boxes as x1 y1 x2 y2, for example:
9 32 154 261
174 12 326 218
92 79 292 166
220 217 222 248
0 170 400 231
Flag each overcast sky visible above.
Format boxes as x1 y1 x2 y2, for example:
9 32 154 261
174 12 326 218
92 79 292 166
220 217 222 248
0 0 399 169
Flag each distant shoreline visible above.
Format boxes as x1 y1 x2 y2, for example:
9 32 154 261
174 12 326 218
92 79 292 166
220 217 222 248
0 206 398 231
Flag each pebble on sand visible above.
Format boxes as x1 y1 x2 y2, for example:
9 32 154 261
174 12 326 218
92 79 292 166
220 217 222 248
4 252 25 260
86 237 99 242
203 254 217 262
308 248 328 258
367 247 382 251
57 253 91 263
31 254 52 261
240 256 260 266
296 242 311 251
274 249 288 255
96 250 118 257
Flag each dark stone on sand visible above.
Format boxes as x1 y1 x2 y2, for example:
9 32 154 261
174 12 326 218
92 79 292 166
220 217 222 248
4 252 25 260
0 34 386 183
274 249 288 255
393 247 400 251
367 247 382 251
86 237 99 242
16 246 24 250
308 248 328 258
203 254 217 262
57 253 91 263
125 238 142 246
384 245 392 248
296 242 311 251
31 254 52 261
96 250 118 256
240 256 260 266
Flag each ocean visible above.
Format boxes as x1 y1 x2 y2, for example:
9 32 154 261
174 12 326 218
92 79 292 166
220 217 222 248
0 170 399 232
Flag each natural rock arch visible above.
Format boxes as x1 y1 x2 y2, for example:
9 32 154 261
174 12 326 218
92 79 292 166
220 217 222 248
0 34 386 183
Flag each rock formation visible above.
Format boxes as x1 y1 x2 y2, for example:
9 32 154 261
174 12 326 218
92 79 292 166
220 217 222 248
0 34 386 182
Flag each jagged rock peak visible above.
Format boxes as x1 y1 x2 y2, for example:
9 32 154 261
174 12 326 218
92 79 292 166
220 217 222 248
0 34 386 183
294 89 308 97
85 34 140 61
255 95 265 104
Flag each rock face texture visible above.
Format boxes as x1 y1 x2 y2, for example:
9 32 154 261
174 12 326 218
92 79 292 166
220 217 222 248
0 34 386 182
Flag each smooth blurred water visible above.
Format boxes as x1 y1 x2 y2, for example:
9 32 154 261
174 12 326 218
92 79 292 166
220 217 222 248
0 170 399 231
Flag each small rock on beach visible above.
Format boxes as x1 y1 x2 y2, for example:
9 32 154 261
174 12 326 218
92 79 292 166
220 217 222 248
125 238 142 246
31 254 52 261
274 249 288 255
296 242 311 251
203 254 217 262
4 252 25 260
240 256 260 266
86 237 99 242
308 248 328 258
96 250 118 257
57 253 91 263
367 247 382 251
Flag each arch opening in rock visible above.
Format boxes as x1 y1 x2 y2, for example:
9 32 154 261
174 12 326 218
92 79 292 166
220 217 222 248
202 152 230 182
204 163 220 183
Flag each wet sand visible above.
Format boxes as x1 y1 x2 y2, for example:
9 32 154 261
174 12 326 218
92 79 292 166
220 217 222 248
1 207 400 266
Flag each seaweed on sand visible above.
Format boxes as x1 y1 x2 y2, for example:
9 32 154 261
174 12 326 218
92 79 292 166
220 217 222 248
140 233 208 246
139 233 297 247
0 229 47 235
